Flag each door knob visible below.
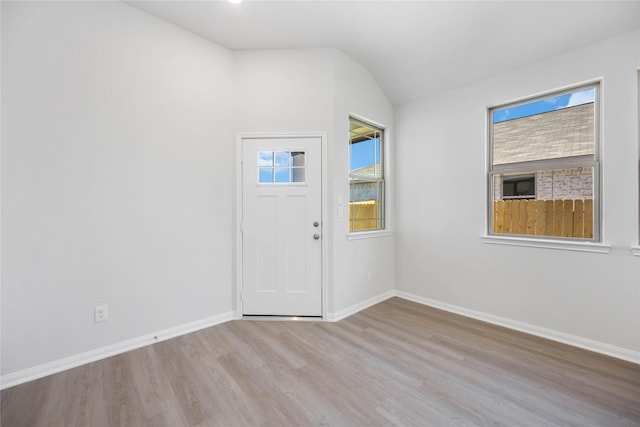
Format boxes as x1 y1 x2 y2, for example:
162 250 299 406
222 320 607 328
313 233 320 240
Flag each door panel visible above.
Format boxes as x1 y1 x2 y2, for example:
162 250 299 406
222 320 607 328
242 137 322 316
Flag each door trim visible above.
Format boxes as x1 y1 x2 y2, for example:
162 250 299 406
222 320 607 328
235 132 328 320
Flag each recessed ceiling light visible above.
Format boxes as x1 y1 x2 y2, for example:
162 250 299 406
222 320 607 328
228 0 243 4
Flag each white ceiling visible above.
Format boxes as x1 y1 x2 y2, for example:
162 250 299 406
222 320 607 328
128 1 640 106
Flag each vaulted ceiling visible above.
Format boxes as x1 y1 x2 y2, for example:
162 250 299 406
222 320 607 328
128 1 640 106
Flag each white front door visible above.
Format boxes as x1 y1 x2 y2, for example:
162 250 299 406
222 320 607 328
241 136 322 316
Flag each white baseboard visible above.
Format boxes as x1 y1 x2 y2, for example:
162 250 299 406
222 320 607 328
6 291 637 389
1 311 235 390
326 290 395 322
396 291 640 365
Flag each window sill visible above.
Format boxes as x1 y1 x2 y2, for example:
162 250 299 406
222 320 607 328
347 230 393 240
481 235 611 254
632 247 640 257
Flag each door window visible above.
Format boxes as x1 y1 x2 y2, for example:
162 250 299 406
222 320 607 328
258 151 306 183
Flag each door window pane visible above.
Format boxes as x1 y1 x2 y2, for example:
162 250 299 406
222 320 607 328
259 168 273 183
259 151 273 166
275 151 290 166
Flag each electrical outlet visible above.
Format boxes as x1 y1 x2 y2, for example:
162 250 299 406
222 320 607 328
94 305 109 322
367 272 373 282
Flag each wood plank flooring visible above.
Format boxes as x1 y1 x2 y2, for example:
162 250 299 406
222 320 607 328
2 297 639 426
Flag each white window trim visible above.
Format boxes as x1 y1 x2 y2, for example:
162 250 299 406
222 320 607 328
487 81 602 243
481 235 610 254
347 229 393 240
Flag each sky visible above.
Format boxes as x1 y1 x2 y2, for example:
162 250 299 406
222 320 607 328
493 88 595 123
350 138 381 171
349 88 595 171
348 88 595 171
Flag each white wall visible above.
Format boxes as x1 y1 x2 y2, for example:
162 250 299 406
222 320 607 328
1 1 235 375
234 49 334 133
8 0 634 385
395 31 640 357
331 51 395 314
1 13 395 379
234 48 395 317
234 48 335 316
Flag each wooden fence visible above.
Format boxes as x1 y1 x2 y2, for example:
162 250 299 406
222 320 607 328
349 201 381 231
494 199 593 238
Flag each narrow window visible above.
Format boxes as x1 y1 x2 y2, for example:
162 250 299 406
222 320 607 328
489 83 600 240
349 117 384 232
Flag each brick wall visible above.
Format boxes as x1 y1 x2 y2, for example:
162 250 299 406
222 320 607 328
536 167 593 200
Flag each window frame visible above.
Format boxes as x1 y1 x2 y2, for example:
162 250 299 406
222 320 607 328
348 116 386 233
487 82 601 242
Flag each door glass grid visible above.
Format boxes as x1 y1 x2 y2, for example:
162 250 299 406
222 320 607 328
258 151 306 183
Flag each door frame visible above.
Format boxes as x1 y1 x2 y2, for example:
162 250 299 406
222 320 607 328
235 132 328 319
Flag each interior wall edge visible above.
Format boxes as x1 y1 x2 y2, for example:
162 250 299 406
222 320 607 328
0 310 235 390
324 289 395 322
395 291 640 365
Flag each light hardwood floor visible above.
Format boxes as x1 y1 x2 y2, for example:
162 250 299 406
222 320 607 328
2 297 639 426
